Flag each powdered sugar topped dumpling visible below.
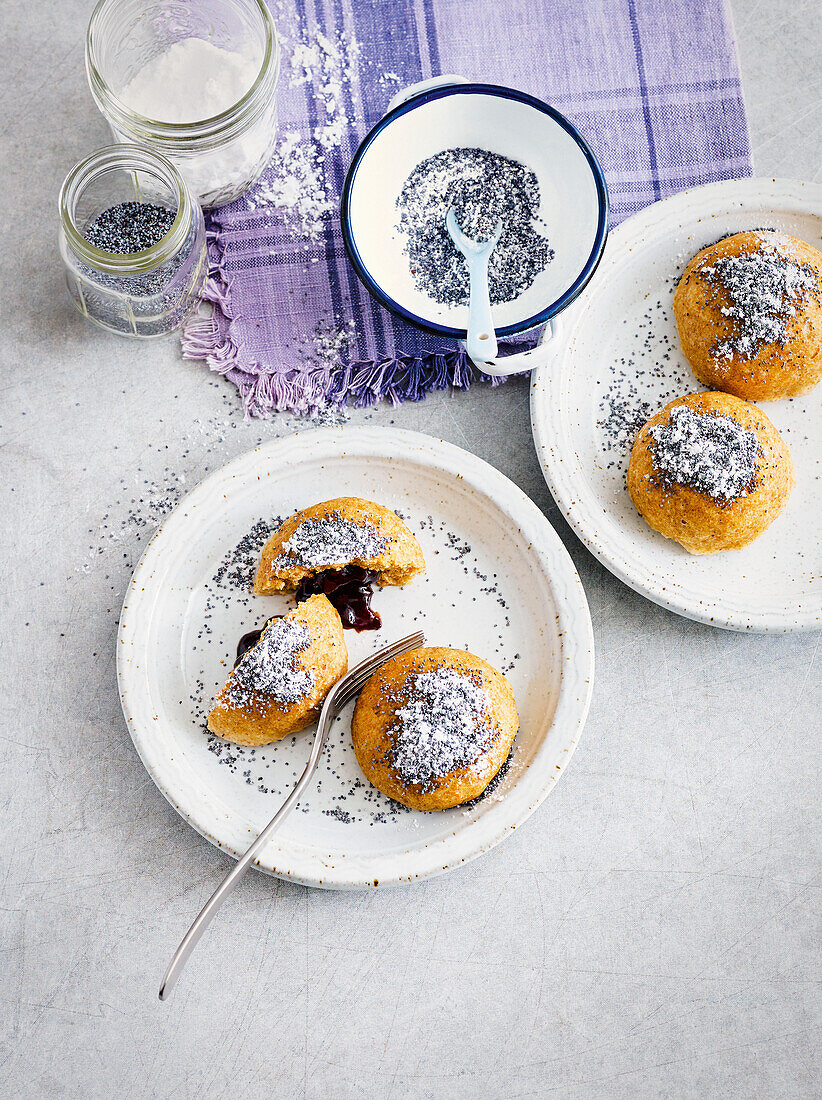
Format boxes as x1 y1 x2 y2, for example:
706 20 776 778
627 391 795 554
254 497 426 619
351 647 518 811
208 594 347 746
673 230 822 400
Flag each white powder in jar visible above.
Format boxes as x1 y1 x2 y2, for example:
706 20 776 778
119 37 261 123
117 37 273 205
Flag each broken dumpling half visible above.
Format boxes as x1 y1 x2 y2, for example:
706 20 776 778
207 594 348 746
254 497 426 629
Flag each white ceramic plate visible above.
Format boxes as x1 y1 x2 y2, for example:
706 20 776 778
531 177 822 633
118 428 594 888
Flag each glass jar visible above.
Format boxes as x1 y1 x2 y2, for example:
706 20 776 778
86 0 280 208
58 144 207 339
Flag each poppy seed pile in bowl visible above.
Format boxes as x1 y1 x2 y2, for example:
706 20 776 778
395 147 554 307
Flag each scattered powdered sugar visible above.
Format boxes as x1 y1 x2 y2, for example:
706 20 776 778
245 29 361 238
395 147 553 306
702 236 819 361
289 31 361 92
648 405 762 504
296 320 355 424
222 15 396 389
389 668 494 789
311 319 355 366
276 513 388 569
288 30 361 150
247 129 334 237
227 616 314 708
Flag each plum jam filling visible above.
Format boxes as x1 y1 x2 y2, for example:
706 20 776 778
295 565 381 631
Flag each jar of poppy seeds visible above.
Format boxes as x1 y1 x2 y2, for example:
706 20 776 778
58 144 206 338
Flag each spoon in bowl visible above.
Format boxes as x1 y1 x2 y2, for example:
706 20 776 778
446 208 502 365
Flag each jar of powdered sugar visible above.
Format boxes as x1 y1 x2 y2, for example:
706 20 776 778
86 0 280 208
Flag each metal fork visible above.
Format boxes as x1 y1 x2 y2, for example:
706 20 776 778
158 630 425 1001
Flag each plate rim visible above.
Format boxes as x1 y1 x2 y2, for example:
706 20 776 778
117 426 595 888
530 176 822 634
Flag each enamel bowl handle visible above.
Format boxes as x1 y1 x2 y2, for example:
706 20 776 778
466 317 561 377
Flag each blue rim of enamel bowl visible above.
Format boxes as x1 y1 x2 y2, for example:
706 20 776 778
340 83 610 339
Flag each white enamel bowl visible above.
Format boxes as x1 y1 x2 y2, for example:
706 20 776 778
341 80 608 373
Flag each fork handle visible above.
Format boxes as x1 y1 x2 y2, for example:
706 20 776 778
158 737 321 1001
465 250 498 363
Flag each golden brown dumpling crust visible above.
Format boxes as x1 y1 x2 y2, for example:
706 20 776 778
207 594 347 746
351 647 518 812
627 391 794 555
673 230 822 400
254 497 426 595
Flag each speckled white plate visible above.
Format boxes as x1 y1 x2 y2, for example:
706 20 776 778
531 177 822 632
117 428 593 888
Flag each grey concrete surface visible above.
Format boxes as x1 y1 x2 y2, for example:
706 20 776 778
1 1 820 1097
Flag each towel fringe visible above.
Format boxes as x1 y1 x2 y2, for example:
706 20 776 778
182 223 521 417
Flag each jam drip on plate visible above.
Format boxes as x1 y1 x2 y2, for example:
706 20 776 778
295 565 381 631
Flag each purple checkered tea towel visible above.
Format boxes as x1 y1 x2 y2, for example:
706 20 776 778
182 0 751 417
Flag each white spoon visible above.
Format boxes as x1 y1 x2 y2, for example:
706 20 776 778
446 208 502 364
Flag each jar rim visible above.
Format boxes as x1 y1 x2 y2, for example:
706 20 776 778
85 0 279 148
58 144 194 274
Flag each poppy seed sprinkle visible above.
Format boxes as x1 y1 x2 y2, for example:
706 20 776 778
84 202 177 254
388 667 494 790
395 148 553 306
701 235 820 362
648 405 762 504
